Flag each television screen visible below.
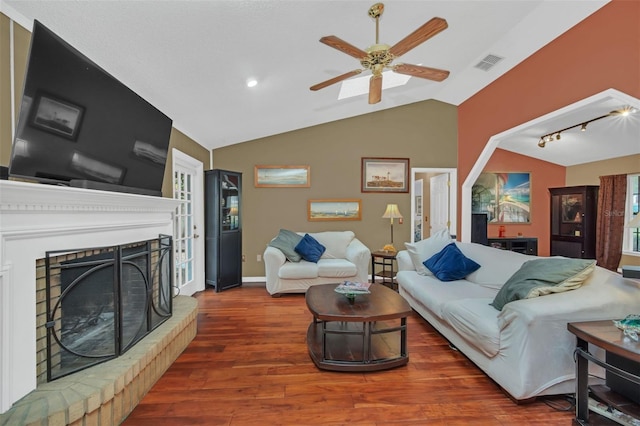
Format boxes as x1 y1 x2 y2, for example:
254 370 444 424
9 20 172 196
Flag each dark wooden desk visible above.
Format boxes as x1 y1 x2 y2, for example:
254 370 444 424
568 320 640 425
305 283 411 372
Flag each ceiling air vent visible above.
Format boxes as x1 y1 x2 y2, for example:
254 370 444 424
474 54 504 72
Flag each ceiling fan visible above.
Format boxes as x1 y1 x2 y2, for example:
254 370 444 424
310 3 450 104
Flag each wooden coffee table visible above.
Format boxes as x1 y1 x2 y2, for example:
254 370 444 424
305 283 412 372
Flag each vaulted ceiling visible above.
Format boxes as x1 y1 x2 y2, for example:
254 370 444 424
5 0 636 166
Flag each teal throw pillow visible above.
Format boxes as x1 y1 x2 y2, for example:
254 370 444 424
490 258 596 311
294 233 326 263
268 229 303 262
423 243 481 282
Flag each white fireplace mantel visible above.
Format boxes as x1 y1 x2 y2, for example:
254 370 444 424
0 180 182 413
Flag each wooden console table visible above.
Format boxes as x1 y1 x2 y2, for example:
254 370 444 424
568 320 640 425
487 237 537 255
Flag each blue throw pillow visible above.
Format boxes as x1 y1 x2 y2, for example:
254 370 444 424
423 243 481 281
294 233 326 263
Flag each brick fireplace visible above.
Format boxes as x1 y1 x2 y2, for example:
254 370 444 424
0 180 194 418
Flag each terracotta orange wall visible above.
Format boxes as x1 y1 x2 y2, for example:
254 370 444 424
458 0 640 254
483 149 565 255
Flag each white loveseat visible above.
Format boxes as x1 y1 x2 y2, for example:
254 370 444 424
396 236 640 402
264 230 370 296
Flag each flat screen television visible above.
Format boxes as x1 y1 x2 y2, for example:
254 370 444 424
9 20 172 197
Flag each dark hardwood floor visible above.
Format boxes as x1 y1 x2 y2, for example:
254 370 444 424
123 283 575 425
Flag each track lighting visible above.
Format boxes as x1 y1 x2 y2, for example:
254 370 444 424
538 106 637 148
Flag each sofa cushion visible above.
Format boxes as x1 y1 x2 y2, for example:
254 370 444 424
278 260 318 279
404 228 452 276
295 234 326 263
268 229 303 262
396 271 497 320
441 298 501 357
457 242 530 289
490 258 597 310
308 231 355 259
317 259 357 278
424 243 481 282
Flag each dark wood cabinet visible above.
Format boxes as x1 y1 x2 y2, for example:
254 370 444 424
487 237 537 255
205 169 242 292
549 186 598 259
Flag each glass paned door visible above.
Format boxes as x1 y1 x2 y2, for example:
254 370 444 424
174 170 194 290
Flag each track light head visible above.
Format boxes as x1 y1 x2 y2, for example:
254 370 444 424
581 123 587 131
538 138 546 148
556 133 561 140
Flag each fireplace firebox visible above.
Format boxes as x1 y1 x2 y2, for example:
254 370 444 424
44 235 173 381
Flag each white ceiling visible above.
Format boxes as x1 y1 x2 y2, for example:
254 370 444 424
3 0 637 166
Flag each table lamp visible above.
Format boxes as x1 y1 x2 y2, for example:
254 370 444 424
382 203 402 252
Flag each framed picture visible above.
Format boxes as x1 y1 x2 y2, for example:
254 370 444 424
561 194 583 223
255 165 310 188
361 157 409 193
29 92 84 140
471 172 531 223
308 199 361 221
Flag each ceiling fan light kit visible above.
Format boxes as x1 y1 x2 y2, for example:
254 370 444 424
310 3 450 104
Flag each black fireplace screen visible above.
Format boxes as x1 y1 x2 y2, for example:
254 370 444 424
45 235 173 381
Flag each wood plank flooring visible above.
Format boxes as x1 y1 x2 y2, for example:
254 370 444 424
123 283 575 425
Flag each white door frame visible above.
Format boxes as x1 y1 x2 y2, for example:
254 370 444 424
411 168 457 242
172 149 205 295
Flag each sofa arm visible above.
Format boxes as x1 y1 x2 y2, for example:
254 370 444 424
345 238 371 283
396 250 415 271
264 246 286 280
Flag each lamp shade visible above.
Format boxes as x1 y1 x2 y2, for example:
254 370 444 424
382 204 403 219
626 214 640 228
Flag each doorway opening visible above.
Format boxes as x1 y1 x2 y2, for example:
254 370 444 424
411 168 457 242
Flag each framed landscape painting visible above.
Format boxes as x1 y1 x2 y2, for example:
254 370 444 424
254 165 310 188
471 172 531 223
308 199 361 221
361 157 409 193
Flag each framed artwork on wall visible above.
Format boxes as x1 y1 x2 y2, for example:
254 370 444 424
308 199 361 221
254 165 310 187
361 157 410 193
471 172 531 223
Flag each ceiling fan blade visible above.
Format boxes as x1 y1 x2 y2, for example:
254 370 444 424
389 17 448 57
393 63 450 81
369 75 382 104
310 69 363 91
320 35 368 60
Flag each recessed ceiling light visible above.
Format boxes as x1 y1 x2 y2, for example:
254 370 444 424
246 79 258 88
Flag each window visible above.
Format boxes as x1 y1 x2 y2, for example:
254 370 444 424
624 173 639 254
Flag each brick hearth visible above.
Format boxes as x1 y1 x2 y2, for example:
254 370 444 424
0 295 196 425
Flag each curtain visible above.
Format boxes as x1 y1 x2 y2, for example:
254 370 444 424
596 174 627 271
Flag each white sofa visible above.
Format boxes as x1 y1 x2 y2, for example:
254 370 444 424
264 230 370 296
396 239 640 402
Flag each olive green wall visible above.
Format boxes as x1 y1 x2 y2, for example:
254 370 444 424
566 154 640 267
212 100 458 276
0 15 29 165
0 13 209 198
